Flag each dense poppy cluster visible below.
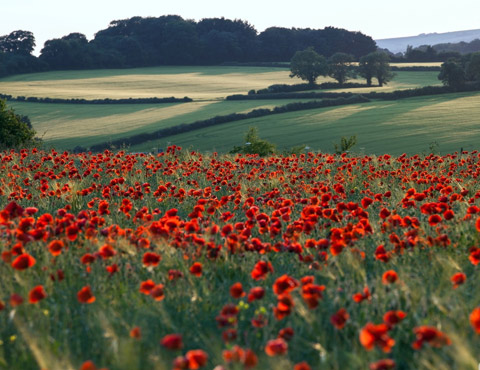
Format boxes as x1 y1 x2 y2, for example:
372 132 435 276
1 147 480 369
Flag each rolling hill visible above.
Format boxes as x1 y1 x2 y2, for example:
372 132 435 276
376 29 480 54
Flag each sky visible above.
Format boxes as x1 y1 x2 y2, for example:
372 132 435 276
1 0 480 55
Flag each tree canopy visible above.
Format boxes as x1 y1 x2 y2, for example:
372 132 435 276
358 52 394 86
290 48 328 84
0 16 378 77
328 53 355 84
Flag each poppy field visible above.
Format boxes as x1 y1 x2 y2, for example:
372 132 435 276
1 147 480 370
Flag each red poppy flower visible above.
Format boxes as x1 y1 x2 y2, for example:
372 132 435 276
412 326 451 349
379 208 391 219
79 360 97 370
470 307 480 334
450 272 466 288
274 293 294 320
359 323 395 352
139 280 156 294
185 349 208 369
48 240 64 256
251 314 268 328
247 287 265 302
168 269 184 281
99 244 116 259
265 338 288 356
66 224 79 241
428 214 442 226
142 252 161 267
81 253 96 265
28 285 47 304
230 282 245 298
369 359 396 370
150 284 165 301
77 286 95 304
130 326 141 339
383 310 406 327
251 260 274 280
273 274 299 295
0 300 4 311
382 270 398 284
189 262 203 277
222 328 237 343
11 253 36 270
353 286 371 303
161 333 183 350
331 308 349 329
10 293 23 307
223 345 244 363
242 349 258 369
469 247 480 265
294 362 311 370
278 327 294 341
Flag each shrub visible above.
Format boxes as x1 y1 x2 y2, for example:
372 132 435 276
333 135 357 154
230 127 276 156
0 99 36 148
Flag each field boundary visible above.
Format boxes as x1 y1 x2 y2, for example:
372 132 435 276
0 94 193 105
226 83 480 101
89 95 370 152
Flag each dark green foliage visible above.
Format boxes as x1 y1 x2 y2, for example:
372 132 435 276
0 93 192 105
358 52 394 86
0 17 377 77
333 135 357 154
289 48 328 84
230 127 276 156
466 52 480 81
0 100 36 148
328 53 356 84
438 60 466 89
0 30 35 55
432 38 480 55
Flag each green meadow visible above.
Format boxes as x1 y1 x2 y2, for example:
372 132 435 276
0 65 466 154
128 92 480 155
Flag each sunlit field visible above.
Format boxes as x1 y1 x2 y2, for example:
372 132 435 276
2 66 443 152
8 99 318 150
1 148 480 370
0 67 441 101
128 92 480 155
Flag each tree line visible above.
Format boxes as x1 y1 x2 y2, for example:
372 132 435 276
289 48 394 86
438 52 480 89
0 15 377 77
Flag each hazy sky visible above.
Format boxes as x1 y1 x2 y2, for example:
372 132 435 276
2 0 480 54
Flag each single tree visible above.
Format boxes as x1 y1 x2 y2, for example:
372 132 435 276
328 52 355 84
358 52 394 86
289 47 328 85
438 60 465 89
0 100 36 148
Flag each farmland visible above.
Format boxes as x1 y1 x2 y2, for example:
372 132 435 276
1 148 480 370
127 91 480 155
0 66 450 153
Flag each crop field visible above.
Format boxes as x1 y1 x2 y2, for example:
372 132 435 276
129 92 480 155
1 66 444 152
8 99 318 150
1 148 480 370
0 67 440 100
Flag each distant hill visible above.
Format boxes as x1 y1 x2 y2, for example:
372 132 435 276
376 29 480 54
